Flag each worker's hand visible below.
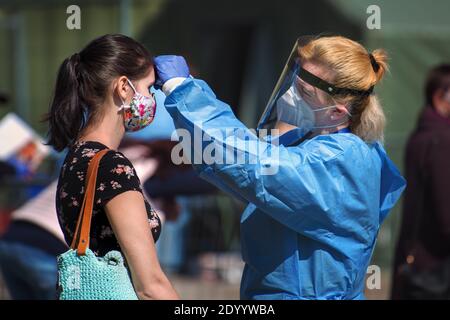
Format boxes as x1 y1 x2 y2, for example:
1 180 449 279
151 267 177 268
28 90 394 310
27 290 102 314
153 55 190 89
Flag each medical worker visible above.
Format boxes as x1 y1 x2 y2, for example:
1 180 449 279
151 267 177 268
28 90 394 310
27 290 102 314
154 35 406 300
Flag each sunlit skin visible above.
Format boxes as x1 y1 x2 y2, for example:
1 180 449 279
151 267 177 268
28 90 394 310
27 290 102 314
275 61 351 137
77 66 180 300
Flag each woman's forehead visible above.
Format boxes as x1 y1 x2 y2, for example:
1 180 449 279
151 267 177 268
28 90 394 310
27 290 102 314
133 67 155 88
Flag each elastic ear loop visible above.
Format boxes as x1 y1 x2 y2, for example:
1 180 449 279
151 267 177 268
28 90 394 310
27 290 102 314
329 95 352 117
118 79 137 111
126 79 137 92
313 95 352 129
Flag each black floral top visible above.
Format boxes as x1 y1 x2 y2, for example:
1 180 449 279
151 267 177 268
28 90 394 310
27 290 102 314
56 140 161 256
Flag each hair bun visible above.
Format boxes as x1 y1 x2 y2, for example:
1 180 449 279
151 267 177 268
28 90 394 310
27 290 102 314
370 49 388 83
369 53 380 73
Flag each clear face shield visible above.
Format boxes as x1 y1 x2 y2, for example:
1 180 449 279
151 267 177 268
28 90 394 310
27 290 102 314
257 36 373 144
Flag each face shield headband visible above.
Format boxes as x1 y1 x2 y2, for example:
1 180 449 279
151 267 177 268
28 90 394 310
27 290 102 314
297 65 374 97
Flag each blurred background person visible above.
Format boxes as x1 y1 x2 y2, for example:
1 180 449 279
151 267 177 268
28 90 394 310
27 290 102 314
0 181 68 300
392 64 450 299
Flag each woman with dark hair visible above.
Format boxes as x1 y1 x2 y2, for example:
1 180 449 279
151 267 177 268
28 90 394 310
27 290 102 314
45 34 179 299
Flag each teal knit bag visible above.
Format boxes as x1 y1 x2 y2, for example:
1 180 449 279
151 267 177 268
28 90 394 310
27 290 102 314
57 149 138 300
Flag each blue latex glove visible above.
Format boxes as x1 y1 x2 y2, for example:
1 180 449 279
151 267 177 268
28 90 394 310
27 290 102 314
153 55 190 89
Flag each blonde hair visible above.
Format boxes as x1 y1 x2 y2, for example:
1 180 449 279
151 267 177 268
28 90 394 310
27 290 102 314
298 36 388 143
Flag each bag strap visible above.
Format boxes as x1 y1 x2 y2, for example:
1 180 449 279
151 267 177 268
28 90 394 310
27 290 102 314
70 148 110 255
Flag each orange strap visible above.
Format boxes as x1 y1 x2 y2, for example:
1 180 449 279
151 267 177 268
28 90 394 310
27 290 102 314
70 149 110 255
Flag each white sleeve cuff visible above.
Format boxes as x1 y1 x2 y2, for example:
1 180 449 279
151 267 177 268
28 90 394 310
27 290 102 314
162 77 187 95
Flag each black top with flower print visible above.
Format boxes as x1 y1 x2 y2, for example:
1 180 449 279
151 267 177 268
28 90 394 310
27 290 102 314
56 140 161 257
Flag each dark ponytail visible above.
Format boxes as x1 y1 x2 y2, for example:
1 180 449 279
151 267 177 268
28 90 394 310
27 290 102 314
44 34 153 152
44 53 85 152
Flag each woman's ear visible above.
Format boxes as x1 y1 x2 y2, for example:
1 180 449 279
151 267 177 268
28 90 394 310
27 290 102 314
115 76 130 101
333 104 351 118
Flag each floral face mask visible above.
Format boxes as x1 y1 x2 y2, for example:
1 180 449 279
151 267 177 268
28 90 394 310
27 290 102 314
118 79 157 132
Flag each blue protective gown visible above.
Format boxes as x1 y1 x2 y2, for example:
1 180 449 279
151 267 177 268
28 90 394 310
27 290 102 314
164 78 406 300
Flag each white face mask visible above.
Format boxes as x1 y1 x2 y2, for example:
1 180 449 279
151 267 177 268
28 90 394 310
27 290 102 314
276 85 350 132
